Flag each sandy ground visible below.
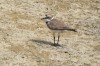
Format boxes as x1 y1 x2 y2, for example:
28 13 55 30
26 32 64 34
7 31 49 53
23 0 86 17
0 0 100 66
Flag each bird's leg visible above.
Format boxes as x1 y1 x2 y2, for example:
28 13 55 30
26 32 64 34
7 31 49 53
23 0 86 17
57 33 60 45
53 32 56 45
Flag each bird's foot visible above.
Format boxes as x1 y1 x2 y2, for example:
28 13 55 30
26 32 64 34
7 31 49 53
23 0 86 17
53 43 60 46
53 43 57 46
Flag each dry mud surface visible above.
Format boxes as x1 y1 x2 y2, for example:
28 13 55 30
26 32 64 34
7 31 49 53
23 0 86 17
0 0 100 66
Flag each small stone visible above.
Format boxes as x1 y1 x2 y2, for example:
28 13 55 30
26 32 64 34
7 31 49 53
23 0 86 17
71 58 78 62
21 57 24 58
64 51 68 53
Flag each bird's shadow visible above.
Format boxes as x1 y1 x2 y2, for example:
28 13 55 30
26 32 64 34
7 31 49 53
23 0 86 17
30 39 61 47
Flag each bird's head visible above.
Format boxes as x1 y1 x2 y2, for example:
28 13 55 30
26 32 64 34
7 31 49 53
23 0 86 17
41 15 53 22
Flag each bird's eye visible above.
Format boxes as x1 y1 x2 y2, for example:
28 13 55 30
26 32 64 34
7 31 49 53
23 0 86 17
46 22 48 24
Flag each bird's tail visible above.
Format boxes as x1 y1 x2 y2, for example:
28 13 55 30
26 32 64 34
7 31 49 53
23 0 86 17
67 29 77 32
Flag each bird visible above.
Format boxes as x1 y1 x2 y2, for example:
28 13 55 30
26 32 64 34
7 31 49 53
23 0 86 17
41 15 77 46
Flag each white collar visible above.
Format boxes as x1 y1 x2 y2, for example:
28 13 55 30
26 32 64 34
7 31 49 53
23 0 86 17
51 17 54 20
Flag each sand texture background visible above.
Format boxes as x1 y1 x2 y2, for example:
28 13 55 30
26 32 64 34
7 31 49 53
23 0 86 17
0 0 100 66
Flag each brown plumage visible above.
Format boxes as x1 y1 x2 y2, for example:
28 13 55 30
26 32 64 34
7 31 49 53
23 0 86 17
46 19 77 32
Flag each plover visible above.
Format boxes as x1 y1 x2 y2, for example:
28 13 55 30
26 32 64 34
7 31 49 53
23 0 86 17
41 15 77 46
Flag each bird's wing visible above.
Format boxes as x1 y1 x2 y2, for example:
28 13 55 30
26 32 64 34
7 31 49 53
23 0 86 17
48 19 77 32
49 19 69 30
